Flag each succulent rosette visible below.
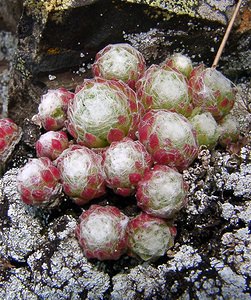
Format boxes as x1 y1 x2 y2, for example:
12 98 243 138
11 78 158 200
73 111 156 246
33 88 74 131
36 131 69 160
190 112 219 149
138 110 198 171
92 43 146 89
162 53 193 78
126 212 176 261
102 138 153 196
136 64 193 117
217 115 240 147
0 118 22 168
188 65 236 120
17 157 62 207
75 205 129 260
55 145 106 205
136 165 187 219
67 77 141 148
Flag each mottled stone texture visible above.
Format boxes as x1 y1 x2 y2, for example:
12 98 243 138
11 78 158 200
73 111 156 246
1 0 251 299
1 134 251 299
0 0 22 117
6 0 251 123
0 0 23 32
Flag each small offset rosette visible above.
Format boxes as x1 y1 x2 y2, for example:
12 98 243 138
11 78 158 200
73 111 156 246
102 137 153 197
138 110 198 171
36 131 69 160
126 212 176 261
136 64 193 117
161 53 193 78
217 114 240 147
75 205 129 260
32 88 74 131
190 112 219 149
67 78 142 148
188 65 236 120
136 165 188 219
17 157 62 208
55 145 106 205
92 43 146 89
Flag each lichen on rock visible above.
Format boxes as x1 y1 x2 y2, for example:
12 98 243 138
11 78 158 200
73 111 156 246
125 0 199 17
0 168 46 262
124 0 237 24
1 0 251 298
0 169 110 299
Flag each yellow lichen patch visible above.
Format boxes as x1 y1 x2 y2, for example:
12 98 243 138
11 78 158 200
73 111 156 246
47 48 61 55
143 7 173 21
42 0 74 12
24 0 47 17
125 0 198 17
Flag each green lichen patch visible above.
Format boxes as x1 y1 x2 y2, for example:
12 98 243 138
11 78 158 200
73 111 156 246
125 0 237 24
125 0 199 17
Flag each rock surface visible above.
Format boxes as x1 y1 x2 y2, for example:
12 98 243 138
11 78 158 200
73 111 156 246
0 128 250 299
5 0 251 123
0 0 251 299
0 0 23 32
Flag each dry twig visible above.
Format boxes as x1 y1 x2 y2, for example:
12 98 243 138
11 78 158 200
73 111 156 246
212 0 243 68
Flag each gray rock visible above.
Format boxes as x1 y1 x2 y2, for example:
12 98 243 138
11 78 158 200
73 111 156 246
1 1 250 299
1 134 250 298
0 31 18 117
0 169 110 299
0 0 23 32
0 169 45 262
7 0 251 123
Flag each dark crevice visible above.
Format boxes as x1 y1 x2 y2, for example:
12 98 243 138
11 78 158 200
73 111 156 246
7 257 28 268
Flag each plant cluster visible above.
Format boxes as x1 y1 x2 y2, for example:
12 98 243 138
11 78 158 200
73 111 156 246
8 43 239 261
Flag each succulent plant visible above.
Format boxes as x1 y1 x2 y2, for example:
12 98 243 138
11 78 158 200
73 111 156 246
188 65 236 120
67 77 141 148
190 112 219 149
136 64 193 117
102 138 153 196
32 88 74 131
75 205 129 260
92 43 146 90
0 118 22 173
162 53 193 78
126 212 176 261
15 44 244 262
17 157 62 207
217 114 240 147
138 109 198 171
55 145 106 205
136 165 187 219
35 131 69 160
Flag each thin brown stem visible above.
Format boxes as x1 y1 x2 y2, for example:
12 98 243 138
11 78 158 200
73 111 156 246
212 0 243 68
